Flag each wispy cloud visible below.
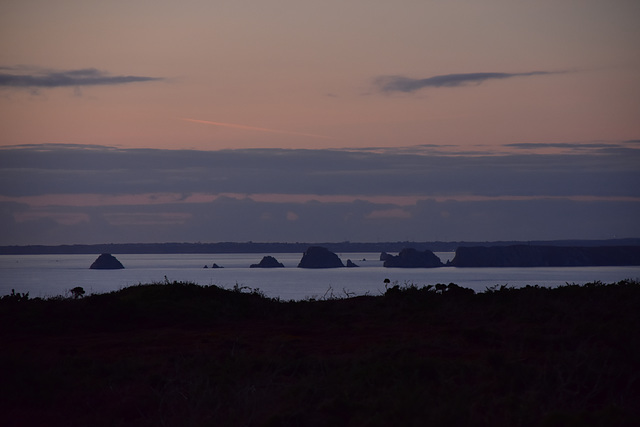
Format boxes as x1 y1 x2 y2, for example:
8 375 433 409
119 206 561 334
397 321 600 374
374 71 556 93
0 66 163 88
180 118 334 140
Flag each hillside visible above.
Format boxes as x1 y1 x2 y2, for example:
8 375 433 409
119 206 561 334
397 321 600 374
2 280 639 426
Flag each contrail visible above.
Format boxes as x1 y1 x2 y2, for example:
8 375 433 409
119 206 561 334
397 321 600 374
180 118 333 140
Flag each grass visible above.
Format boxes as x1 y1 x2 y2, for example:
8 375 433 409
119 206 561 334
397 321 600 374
1 280 639 426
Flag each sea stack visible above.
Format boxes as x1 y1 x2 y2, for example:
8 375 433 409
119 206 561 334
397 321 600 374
382 248 443 268
90 253 125 269
250 256 285 268
298 246 344 268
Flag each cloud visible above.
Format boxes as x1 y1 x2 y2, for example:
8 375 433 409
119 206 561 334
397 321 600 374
1 143 638 244
0 66 163 88
507 142 607 150
1 142 638 199
374 71 555 93
2 196 639 245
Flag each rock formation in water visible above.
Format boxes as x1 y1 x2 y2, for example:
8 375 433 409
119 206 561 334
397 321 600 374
89 253 125 269
379 252 392 261
382 248 443 268
298 246 344 268
450 245 640 267
250 255 285 268
346 259 359 267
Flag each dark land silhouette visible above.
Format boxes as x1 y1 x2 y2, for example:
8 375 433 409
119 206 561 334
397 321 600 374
1 279 639 426
79 244 640 271
2 238 639 255
450 245 640 267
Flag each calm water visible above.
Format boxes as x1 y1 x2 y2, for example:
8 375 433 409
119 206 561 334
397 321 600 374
1 252 639 301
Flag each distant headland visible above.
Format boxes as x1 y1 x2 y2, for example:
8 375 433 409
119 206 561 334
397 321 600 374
1 238 639 255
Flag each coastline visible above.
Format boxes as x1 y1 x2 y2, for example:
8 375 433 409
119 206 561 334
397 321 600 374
2 238 640 255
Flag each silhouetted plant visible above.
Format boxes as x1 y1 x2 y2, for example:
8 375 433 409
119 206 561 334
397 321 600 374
69 287 85 299
444 283 475 296
1 289 29 302
384 284 401 297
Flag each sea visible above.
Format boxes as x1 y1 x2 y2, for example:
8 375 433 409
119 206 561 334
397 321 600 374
1 252 639 301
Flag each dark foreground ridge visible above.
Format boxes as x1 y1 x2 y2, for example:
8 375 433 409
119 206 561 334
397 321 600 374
2 280 639 426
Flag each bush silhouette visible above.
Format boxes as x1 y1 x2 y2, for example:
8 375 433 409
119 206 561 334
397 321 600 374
69 287 85 299
1 289 29 302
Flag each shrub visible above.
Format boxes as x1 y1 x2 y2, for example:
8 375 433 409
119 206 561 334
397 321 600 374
69 287 85 299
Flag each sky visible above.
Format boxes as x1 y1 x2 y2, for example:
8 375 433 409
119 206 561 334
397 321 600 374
0 0 639 245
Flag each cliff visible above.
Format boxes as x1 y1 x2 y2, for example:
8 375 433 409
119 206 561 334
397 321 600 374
450 245 640 267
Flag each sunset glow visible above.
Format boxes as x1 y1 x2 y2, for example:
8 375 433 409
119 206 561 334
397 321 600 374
0 1 638 244
180 118 334 140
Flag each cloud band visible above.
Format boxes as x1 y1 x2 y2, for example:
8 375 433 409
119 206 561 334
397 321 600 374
375 71 554 93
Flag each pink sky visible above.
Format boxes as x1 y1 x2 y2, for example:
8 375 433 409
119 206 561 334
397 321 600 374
1 1 639 245
1 0 639 151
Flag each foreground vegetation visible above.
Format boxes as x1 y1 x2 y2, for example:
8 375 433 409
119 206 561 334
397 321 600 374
1 280 639 426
